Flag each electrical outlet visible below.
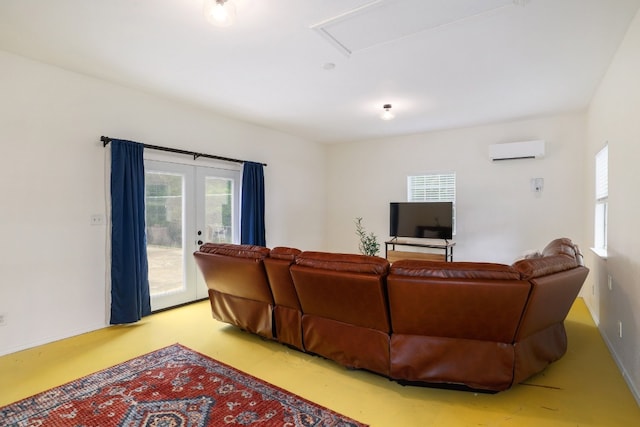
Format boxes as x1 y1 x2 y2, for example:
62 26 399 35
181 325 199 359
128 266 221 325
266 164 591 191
0 313 6 326
90 214 105 225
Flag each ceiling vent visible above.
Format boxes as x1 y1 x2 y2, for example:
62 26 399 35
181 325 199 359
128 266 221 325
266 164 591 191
489 140 545 161
311 0 516 56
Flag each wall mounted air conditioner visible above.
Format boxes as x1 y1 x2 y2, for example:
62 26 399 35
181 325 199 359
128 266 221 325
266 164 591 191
489 140 545 161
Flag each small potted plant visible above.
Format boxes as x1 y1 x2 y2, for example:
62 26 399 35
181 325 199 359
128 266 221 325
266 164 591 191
354 217 380 256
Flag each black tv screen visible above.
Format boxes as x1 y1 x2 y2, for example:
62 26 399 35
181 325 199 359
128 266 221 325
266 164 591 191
390 202 453 240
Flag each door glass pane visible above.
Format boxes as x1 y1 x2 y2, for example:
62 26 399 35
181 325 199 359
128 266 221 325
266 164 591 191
145 171 184 296
204 177 234 243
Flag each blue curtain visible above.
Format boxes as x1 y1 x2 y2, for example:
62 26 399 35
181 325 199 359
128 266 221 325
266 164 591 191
241 161 266 246
110 139 151 324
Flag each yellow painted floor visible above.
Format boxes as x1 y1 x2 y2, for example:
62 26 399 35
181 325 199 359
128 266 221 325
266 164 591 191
1 298 638 426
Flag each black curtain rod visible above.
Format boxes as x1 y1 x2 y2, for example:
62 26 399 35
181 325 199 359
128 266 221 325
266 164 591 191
100 136 267 167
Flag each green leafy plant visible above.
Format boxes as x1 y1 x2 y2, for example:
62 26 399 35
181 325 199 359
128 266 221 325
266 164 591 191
354 217 380 257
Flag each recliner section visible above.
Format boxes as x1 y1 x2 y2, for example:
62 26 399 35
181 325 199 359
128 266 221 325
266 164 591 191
291 252 391 376
264 246 303 350
194 238 588 392
193 243 273 339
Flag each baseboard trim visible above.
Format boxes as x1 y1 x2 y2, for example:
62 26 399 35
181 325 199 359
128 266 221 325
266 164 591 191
587 302 640 407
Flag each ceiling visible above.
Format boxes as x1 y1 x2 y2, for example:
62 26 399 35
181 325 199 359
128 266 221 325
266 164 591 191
1 0 639 143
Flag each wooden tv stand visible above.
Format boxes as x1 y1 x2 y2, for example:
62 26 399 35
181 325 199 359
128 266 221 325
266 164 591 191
385 239 455 263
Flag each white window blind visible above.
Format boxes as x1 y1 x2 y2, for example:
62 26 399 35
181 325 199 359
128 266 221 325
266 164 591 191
594 145 608 251
408 173 456 202
595 145 608 201
408 172 456 235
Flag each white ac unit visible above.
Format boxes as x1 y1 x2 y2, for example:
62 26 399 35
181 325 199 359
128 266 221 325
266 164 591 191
489 140 545 161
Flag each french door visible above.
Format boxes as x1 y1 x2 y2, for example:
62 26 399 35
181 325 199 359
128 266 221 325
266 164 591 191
144 159 240 311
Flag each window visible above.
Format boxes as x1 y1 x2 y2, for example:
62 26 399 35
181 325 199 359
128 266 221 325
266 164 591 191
408 172 456 234
594 145 608 252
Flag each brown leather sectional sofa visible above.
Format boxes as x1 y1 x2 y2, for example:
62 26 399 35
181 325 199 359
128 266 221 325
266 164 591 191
193 237 588 392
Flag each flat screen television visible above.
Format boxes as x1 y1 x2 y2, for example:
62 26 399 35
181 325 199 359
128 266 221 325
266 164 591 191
390 202 453 240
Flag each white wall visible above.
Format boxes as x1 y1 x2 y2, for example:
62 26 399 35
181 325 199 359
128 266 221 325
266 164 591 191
0 50 326 356
326 113 587 264
584 9 640 404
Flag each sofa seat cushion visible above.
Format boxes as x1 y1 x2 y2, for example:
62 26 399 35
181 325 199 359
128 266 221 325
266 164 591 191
390 260 520 280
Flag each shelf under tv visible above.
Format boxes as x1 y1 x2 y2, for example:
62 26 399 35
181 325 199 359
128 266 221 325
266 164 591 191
385 238 455 263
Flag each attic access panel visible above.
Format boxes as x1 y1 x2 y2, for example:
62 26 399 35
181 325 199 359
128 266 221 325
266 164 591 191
311 0 516 56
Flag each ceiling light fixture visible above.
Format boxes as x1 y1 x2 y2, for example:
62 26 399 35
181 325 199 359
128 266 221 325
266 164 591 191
381 104 395 121
203 0 237 28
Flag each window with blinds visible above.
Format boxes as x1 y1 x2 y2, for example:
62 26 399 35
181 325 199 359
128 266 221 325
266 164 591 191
407 173 456 234
594 145 608 251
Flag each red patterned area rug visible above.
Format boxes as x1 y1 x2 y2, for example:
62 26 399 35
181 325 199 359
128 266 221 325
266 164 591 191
1 343 367 426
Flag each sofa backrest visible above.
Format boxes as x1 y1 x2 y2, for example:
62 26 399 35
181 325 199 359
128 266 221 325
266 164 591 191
512 249 589 341
264 247 302 310
290 251 391 332
194 243 273 303
387 260 531 343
